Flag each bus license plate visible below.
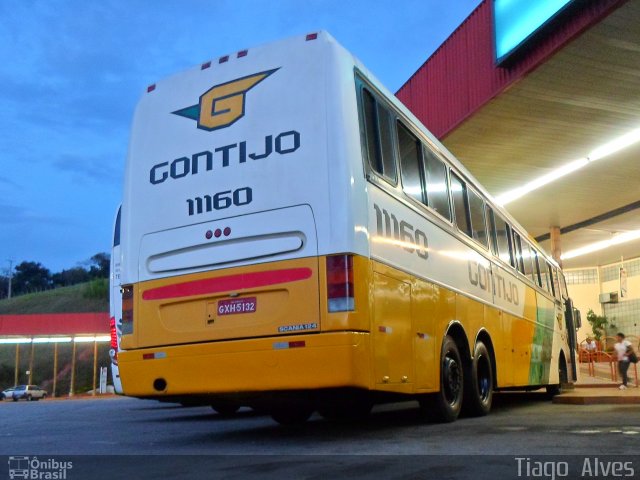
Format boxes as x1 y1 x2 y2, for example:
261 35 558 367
217 297 257 316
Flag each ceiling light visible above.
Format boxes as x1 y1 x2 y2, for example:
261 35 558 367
587 127 640 162
496 126 640 205
496 158 587 205
560 229 640 260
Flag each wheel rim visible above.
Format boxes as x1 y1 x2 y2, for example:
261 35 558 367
477 354 491 403
443 352 462 406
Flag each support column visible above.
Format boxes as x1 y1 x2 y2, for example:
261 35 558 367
52 343 58 398
28 341 35 384
92 340 98 396
14 343 20 386
69 340 77 397
550 226 562 268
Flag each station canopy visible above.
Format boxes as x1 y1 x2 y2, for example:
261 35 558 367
398 0 640 269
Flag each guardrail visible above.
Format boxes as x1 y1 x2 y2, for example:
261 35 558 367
579 347 638 386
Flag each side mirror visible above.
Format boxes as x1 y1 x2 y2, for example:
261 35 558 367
573 308 582 329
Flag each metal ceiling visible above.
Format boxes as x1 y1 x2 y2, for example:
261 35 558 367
441 0 640 269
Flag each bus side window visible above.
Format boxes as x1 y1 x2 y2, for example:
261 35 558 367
512 231 525 274
423 147 452 221
543 261 554 296
114 207 121 247
486 206 498 256
468 188 488 248
362 89 397 184
551 266 561 300
521 241 536 285
493 213 515 268
450 172 471 237
559 270 569 300
529 247 543 288
397 121 424 204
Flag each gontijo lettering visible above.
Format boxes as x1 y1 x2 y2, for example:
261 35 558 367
149 130 300 185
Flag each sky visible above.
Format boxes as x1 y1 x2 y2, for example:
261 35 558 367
0 0 481 274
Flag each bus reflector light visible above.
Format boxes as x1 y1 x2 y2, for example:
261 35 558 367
205 230 213 239
273 341 307 350
214 229 222 238
223 227 231 236
326 255 354 313
121 285 134 335
147 84 156 93
306 33 318 41
143 352 167 360
201 61 211 70
237 50 248 58
219 55 229 64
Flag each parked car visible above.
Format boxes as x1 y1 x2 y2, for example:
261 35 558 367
12 385 47 401
1 387 16 400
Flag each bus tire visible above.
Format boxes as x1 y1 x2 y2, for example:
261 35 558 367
463 341 493 416
546 355 568 397
420 335 463 423
211 403 240 416
271 406 314 426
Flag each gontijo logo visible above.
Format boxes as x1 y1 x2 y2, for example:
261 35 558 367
172 68 279 131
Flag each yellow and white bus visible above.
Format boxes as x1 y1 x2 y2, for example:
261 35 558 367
118 32 577 424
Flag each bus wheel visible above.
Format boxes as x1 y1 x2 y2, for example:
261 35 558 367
271 406 314 426
463 341 493 416
546 355 568 397
211 403 240 416
420 335 463 423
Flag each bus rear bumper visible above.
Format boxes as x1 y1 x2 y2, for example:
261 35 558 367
118 331 371 397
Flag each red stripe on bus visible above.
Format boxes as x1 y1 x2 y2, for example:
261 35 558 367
141 267 313 301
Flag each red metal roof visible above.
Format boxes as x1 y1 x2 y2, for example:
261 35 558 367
0 313 109 336
396 0 628 139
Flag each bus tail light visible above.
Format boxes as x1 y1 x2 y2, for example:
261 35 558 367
122 285 134 335
109 316 118 364
326 255 354 312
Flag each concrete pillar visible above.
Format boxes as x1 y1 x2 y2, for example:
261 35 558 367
52 343 58 398
14 343 19 386
92 340 98 396
28 341 35 384
69 340 77 397
550 226 562 268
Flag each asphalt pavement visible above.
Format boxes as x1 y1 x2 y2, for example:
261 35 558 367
1 393 639 479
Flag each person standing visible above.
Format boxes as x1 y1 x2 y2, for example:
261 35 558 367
585 337 597 360
614 332 631 390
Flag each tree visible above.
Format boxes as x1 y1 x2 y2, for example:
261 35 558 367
85 253 110 279
585 309 615 342
52 267 91 287
12 261 52 295
0 275 8 300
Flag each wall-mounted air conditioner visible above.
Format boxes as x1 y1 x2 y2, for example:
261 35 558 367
599 292 619 304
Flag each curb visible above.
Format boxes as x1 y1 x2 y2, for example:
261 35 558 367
553 394 640 405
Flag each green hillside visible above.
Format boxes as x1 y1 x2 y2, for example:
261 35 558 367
0 279 108 314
